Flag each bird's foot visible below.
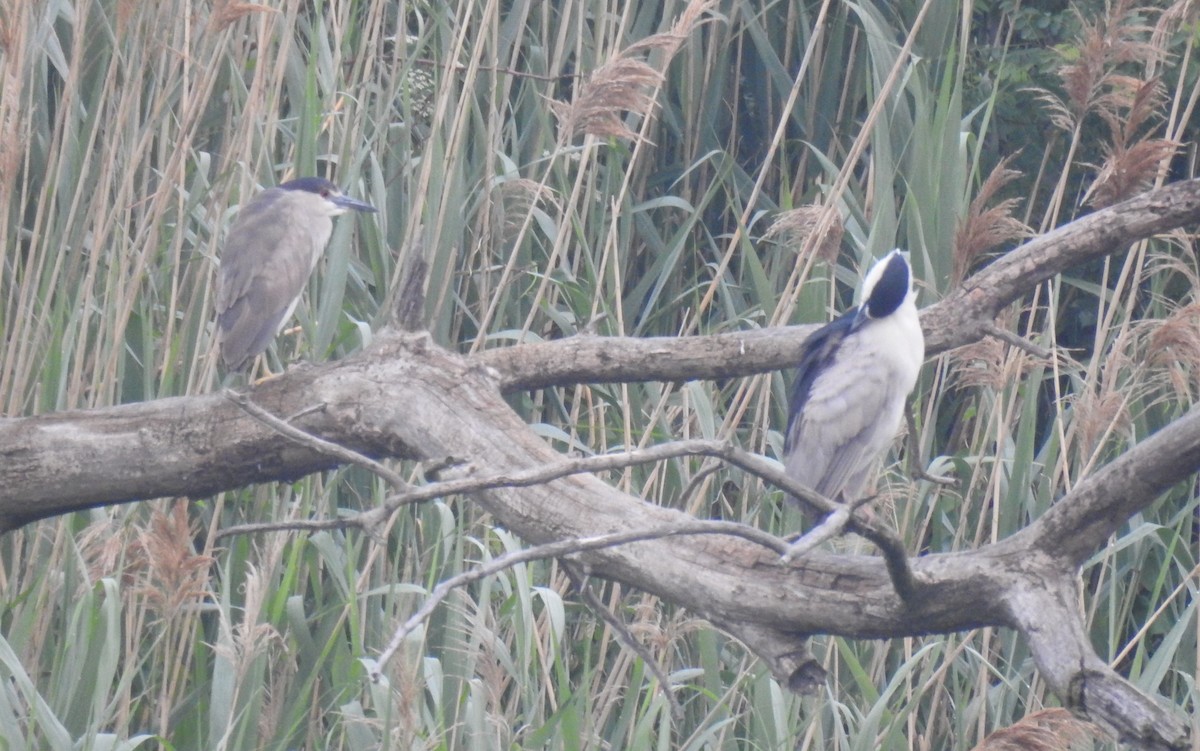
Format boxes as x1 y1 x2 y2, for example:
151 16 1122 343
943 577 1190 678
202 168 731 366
248 355 280 385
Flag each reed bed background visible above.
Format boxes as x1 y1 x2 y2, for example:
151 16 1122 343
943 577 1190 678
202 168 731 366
0 0 1197 748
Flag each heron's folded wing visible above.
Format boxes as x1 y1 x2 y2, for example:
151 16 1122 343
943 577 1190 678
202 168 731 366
217 191 323 368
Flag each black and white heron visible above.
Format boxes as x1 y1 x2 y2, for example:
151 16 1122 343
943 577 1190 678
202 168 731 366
783 249 925 505
216 177 377 373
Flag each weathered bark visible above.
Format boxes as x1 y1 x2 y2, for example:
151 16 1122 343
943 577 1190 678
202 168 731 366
3 179 1200 749
1004 574 1190 750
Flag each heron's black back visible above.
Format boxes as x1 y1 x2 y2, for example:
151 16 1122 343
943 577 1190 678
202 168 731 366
784 309 857 451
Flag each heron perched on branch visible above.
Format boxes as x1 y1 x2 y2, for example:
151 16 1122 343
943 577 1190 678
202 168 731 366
783 249 925 505
216 177 377 374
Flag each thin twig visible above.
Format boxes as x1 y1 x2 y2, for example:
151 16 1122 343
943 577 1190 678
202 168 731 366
219 441 760 539
562 561 685 720
983 321 1054 360
213 442 746 539
357 440 766 530
674 458 724 511
223 389 410 490
370 518 791 678
705 444 917 598
370 439 846 521
215 516 351 541
213 433 919 598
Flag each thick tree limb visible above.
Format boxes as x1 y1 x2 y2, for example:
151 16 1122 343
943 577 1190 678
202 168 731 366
1003 571 1190 749
0 336 1002 636
3 334 1195 624
225 389 412 490
1010 406 1200 567
9 332 1184 745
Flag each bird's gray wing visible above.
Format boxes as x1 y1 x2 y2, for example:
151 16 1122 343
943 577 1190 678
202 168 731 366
785 339 906 499
217 190 322 369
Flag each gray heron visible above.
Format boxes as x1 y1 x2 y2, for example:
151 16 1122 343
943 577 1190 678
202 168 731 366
216 177 377 373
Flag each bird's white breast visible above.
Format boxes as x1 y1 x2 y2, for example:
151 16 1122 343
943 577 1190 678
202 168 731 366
858 297 924 391
791 295 924 497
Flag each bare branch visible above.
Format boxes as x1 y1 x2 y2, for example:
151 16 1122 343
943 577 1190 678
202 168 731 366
216 516 351 540
563 561 685 720
981 321 1055 360
780 495 871 562
358 438 885 542
215 434 919 601
369 517 791 677
1003 571 1189 751
1008 404 1200 566
225 389 411 490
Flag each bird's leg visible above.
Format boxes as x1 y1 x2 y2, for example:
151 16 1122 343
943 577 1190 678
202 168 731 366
850 491 878 525
779 492 877 560
249 354 280 385
780 498 858 562
279 324 308 367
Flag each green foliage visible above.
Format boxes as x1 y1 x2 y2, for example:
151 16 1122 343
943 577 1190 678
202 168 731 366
1 0 1198 749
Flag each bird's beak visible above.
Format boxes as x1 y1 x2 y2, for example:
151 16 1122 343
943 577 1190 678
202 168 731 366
332 194 378 213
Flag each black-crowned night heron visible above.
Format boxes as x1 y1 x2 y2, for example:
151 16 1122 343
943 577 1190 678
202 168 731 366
216 177 377 373
783 249 925 504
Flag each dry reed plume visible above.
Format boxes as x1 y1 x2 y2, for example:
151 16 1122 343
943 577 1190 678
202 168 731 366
551 0 716 141
968 708 1101 750
953 155 1030 284
764 205 844 265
